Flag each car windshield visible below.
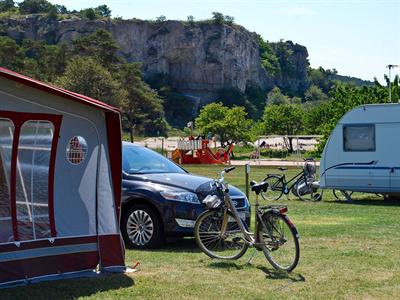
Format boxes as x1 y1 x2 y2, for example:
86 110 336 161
122 144 186 174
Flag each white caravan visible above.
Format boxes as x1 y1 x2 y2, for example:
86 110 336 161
320 103 400 195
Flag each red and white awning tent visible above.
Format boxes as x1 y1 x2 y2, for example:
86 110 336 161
0 67 125 287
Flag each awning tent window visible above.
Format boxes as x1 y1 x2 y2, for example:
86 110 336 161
66 136 88 165
0 119 14 243
16 120 54 241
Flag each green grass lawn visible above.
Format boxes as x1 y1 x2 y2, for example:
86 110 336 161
1 165 400 299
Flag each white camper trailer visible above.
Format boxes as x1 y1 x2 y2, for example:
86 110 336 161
320 103 400 196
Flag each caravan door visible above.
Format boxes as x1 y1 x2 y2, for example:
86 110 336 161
383 123 400 193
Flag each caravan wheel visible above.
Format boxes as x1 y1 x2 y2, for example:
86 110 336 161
122 204 164 249
333 190 353 201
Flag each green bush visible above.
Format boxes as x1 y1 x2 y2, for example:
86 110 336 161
261 148 288 158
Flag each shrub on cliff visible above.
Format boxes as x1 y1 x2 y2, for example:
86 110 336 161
0 0 15 12
18 0 53 14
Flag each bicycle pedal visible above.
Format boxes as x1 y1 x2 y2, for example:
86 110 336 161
232 237 243 244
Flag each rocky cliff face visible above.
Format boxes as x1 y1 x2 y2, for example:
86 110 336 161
1 15 308 103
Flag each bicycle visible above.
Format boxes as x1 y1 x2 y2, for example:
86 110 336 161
194 167 300 272
262 158 323 202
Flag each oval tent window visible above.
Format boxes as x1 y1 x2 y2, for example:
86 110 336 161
66 136 88 165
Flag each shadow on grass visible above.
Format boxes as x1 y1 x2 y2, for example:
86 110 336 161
208 261 245 270
335 198 400 207
258 266 306 282
0 273 134 300
138 237 202 254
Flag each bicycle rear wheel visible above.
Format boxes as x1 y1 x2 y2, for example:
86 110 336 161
261 175 285 201
296 177 323 201
257 212 300 272
195 209 248 260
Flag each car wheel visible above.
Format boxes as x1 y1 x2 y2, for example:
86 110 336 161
122 204 164 249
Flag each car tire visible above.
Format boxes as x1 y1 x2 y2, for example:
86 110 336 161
121 204 164 249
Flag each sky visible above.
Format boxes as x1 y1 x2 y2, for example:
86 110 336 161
47 0 400 82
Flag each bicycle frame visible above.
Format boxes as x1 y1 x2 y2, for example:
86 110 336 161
219 182 279 248
214 168 289 248
275 170 305 194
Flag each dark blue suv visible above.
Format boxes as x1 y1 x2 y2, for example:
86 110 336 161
121 142 251 249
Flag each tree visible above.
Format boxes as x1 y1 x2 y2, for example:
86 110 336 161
56 57 127 109
156 15 166 22
187 15 195 24
20 40 68 81
262 104 304 152
145 72 195 128
46 5 58 20
0 36 24 71
258 35 280 76
0 0 15 12
54 4 67 14
224 15 234 25
195 103 253 146
95 5 111 17
304 85 330 102
273 40 296 77
245 83 267 119
80 8 97 20
216 87 261 119
211 12 224 25
266 87 290 105
72 29 120 68
117 63 167 136
308 67 338 93
18 0 53 14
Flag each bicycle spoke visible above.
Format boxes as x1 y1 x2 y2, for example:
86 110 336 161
261 175 284 201
195 210 248 260
258 213 299 272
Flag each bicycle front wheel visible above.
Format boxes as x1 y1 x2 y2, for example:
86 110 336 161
195 209 248 260
261 175 285 201
257 212 300 272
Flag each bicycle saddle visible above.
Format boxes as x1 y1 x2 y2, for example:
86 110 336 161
251 181 269 195
278 167 288 171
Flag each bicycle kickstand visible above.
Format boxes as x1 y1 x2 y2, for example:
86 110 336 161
246 247 259 265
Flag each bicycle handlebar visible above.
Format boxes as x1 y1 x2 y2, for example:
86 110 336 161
224 166 236 173
217 166 236 187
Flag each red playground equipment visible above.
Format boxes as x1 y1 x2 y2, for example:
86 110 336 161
172 137 233 164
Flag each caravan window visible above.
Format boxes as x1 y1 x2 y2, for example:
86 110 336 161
343 124 375 152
